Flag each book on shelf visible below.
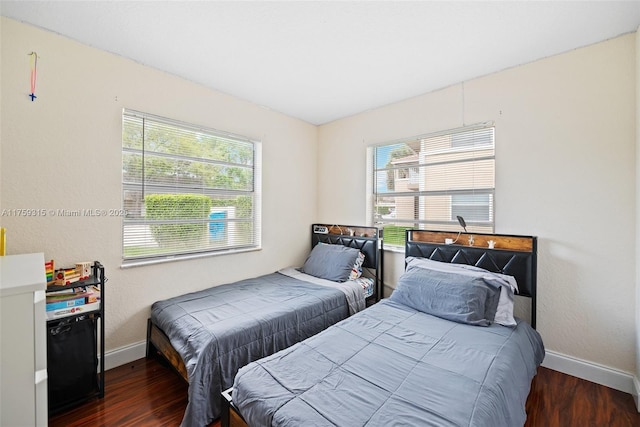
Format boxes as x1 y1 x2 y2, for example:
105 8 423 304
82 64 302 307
46 285 101 319
46 297 87 311
46 301 100 320
46 285 99 302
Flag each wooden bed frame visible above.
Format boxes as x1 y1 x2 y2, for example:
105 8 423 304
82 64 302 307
221 229 537 427
145 223 383 399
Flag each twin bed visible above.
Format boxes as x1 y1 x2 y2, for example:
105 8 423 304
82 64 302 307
147 226 544 427
146 224 382 426
223 229 544 427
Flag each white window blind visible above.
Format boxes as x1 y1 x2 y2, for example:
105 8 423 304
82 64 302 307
367 123 495 247
122 109 261 264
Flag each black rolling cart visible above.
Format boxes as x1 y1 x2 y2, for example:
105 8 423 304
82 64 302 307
45 261 105 414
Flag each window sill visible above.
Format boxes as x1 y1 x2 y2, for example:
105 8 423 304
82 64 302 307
120 246 262 269
382 245 404 254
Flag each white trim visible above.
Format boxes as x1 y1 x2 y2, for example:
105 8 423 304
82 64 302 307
634 375 640 412
103 340 147 371
121 246 261 269
542 350 636 395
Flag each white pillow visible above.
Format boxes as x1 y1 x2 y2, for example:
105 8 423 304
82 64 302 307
405 257 518 327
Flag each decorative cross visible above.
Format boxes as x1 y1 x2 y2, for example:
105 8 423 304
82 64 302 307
29 93 37 101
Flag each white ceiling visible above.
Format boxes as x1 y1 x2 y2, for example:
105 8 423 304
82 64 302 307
2 1 640 125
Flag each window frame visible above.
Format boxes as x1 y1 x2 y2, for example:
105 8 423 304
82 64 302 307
121 109 262 267
367 122 495 248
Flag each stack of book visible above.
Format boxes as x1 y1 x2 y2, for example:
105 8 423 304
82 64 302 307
46 285 101 320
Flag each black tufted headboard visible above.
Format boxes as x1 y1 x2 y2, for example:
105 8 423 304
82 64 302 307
311 224 383 301
405 229 537 328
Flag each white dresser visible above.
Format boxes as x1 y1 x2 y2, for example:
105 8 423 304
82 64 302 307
0 253 48 426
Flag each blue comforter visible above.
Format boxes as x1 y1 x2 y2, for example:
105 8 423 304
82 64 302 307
151 271 361 426
233 299 545 427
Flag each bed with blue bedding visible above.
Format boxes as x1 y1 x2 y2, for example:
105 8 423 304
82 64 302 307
146 224 381 427
225 229 544 427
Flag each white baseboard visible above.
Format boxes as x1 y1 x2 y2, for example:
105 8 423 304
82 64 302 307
634 375 640 412
542 350 636 396
102 340 147 371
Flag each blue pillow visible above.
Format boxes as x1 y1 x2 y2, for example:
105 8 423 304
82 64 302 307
301 243 360 282
404 257 518 327
389 268 500 326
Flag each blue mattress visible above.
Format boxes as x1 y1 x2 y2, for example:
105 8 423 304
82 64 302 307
151 271 364 426
233 299 545 427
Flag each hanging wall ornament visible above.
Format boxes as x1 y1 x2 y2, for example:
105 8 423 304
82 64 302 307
28 52 38 101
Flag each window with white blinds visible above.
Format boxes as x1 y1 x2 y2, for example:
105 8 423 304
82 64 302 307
367 123 495 247
122 109 261 264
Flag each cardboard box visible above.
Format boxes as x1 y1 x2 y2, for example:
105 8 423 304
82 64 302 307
46 301 100 320
46 297 86 311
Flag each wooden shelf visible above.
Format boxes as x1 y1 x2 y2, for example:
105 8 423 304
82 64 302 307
408 230 535 252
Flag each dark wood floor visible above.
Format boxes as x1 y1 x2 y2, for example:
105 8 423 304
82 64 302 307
50 357 640 427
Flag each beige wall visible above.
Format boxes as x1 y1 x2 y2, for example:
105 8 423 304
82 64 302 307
636 25 640 408
1 16 638 388
0 18 318 352
319 34 637 375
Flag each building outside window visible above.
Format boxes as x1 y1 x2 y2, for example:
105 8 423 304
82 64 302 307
367 123 495 247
